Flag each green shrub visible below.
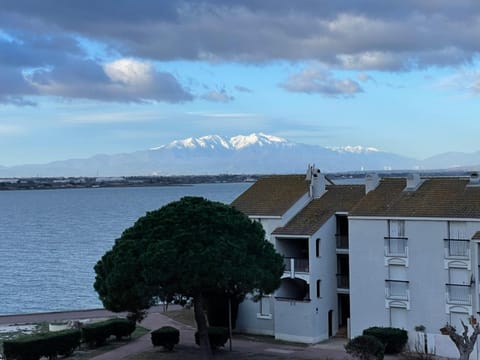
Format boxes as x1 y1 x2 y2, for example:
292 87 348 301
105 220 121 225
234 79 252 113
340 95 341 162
363 326 408 354
151 326 180 351
3 329 81 360
81 318 136 348
346 335 385 360
109 318 136 340
194 327 229 349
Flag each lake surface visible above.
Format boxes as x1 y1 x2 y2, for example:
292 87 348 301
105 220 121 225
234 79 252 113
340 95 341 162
0 183 251 315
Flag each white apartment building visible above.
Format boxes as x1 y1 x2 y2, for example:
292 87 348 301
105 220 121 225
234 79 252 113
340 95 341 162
232 166 365 343
349 173 480 358
232 169 480 357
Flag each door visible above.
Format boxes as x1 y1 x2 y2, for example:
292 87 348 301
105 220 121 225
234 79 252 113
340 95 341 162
328 310 334 337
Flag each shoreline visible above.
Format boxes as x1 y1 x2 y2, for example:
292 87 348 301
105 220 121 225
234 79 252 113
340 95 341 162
0 305 168 325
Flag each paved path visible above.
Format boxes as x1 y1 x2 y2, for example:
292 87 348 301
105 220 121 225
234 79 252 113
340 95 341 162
0 307 358 360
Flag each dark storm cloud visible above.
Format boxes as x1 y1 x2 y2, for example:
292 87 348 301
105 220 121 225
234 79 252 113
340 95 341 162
0 31 193 104
3 1 480 69
26 58 194 103
2 1 480 105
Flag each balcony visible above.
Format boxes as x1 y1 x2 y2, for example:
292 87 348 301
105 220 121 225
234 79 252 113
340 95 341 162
444 239 470 259
283 257 309 277
336 235 349 251
384 237 408 257
446 284 472 305
337 274 349 290
385 280 409 300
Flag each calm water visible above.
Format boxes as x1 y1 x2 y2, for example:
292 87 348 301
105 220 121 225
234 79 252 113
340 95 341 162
0 183 251 315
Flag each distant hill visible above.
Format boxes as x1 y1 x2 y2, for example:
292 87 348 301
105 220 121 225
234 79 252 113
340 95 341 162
0 133 478 177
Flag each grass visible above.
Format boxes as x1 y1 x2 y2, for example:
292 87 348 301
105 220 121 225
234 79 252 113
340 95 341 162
163 308 196 327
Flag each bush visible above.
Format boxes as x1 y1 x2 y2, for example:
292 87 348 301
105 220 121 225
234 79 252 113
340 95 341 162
363 327 408 354
194 327 229 349
3 329 81 360
81 318 136 347
109 318 136 340
346 335 385 360
151 326 180 351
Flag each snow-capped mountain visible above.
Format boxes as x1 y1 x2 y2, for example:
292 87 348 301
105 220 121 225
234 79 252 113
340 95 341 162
151 133 293 151
0 132 475 177
327 145 380 154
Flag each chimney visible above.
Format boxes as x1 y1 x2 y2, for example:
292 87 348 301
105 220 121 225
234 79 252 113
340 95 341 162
308 165 326 198
365 173 380 194
469 172 480 186
405 173 422 191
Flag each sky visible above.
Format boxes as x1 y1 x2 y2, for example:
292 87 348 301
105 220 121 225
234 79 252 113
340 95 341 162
2 1 480 166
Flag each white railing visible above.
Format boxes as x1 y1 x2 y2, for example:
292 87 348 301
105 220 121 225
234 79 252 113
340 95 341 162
384 237 408 257
446 284 472 305
385 280 409 300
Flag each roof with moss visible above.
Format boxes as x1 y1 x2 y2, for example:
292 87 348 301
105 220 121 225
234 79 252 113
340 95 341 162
350 177 480 218
272 185 365 235
231 175 309 217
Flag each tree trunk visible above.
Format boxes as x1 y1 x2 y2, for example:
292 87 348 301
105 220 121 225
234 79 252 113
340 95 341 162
193 292 213 360
441 320 480 360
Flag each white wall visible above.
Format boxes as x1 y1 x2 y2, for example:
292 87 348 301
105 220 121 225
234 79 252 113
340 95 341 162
349 217 480 358
236 295 275 336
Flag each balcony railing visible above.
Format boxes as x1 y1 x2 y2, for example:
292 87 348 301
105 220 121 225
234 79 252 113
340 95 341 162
385 280 409 300
446 284 472 305
444 239 470 258
384 237 408 257
336 235 349 250
283 257 309 274
337 274 349 289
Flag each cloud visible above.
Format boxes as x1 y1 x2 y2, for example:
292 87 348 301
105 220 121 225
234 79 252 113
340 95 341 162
25 58 193 103
357 73 374 82
201 89 234 103
235 85 253 93
279 67 363 98
2 1 480 70
436 70 480 95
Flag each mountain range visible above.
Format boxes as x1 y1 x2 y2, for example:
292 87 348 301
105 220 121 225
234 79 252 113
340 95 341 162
0 133 478 177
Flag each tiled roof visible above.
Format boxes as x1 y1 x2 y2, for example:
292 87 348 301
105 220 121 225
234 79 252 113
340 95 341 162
350 177 480 218
273 185 366 236
231 175 309 216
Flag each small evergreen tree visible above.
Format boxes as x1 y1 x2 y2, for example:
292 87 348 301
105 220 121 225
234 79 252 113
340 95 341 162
94 197 284 360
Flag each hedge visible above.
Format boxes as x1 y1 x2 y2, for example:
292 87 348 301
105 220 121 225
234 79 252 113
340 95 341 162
363 327 408 354
3 329 81 360
82 318 136 348
151 326 180 351
345 335 385 360
194 327 229 349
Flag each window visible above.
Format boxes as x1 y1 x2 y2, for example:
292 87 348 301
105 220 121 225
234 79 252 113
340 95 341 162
386 265 408 300
316 238 320 257
445 222 470 258
257 295 272 319
390 306 407 329
316 279 321 298
386 220 407 256
388 220 405 238
450 312 470 329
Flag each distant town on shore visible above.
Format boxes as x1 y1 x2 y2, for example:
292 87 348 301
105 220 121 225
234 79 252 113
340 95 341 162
0 170 474 191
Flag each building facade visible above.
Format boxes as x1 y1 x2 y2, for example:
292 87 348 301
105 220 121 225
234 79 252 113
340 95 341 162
232 166 364 343
349 174 480 357
232 169 480 357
